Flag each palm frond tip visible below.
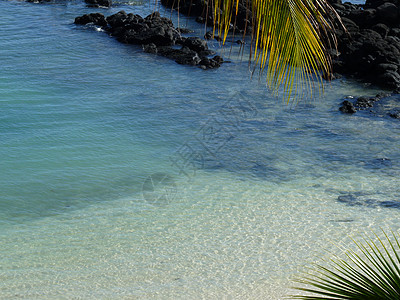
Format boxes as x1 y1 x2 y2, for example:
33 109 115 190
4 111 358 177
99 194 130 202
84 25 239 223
213 0 341 103
293 231 400 299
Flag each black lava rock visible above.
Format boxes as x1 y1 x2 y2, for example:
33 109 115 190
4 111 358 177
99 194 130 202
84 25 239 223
31 0 233 71
376 3 399 26
354 96 376 109
328 0 400 91
158 46 201 65
199 55 223 69
371 23 390 38
74 10 223 69
339 100 357 113
183 37 208 52
143 43 158 54
85 0 112 8
74 13 107 26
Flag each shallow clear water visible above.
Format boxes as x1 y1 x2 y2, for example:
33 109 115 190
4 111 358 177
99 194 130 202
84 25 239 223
0 0 399 299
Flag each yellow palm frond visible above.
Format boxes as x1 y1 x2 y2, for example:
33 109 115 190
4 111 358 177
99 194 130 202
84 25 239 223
213 0 341 103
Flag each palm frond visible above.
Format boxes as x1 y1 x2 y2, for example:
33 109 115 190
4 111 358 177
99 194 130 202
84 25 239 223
292 230 400 299
213 0 341 103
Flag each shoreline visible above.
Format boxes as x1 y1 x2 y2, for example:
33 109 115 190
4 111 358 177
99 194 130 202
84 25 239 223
28 0 400 93
71 0 400 118
1 1 400 299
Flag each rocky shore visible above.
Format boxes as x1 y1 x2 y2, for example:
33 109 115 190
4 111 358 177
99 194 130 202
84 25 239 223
74 11 223 69
338 92 400 119
327 0 400 118
161 0 400 93
36 0 400 91
160 0 400 119
31 0 400 116
329 0 400 91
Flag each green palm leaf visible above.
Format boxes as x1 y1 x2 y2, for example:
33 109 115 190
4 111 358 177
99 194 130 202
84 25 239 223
293 231 400 299
212 0 341 103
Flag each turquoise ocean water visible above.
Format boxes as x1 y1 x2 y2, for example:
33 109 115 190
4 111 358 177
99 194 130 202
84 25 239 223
1 0 399 298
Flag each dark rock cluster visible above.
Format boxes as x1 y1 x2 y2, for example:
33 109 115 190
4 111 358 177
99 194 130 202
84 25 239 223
84 0 111 8
339 93 400 119
339 99 357 113
339 95 383 114
161 0 400 90
32 0 400 92
329 0 400 90
75 13 107 26
74 11 223 69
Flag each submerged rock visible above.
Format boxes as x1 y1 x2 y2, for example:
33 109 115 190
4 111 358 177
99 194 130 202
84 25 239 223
389 110 400 119
143 43 158 54
74 13 107 26
176 27 194 34
365 157 392 169
158 46 201 65
85 0 112 8
339 100 356 113
354 96 376 109
183 37 208 52
199 55 224 69
338 92 400 119
337 192 400 209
